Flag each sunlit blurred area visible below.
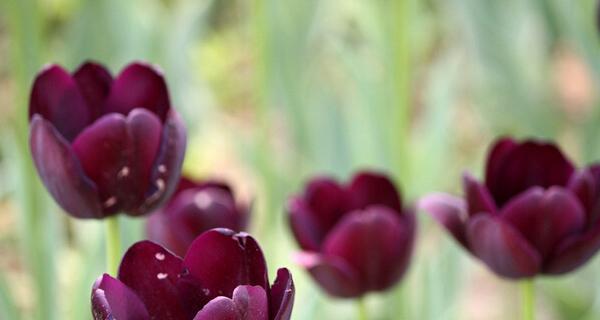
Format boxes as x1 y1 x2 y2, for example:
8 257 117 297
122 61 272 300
1 0 600 319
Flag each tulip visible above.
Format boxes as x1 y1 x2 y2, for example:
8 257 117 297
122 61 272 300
91 228 295 320
29 61 186 219
420 137 600 279
146 177 249 257
287 171 416 298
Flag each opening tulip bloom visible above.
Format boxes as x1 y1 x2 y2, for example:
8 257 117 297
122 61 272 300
288 171 416 298
91 228 295 320
421 137 600 279
29 61 186 219
146 177 250 257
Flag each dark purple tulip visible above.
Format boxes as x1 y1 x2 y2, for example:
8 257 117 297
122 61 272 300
146 177 250 257
288 171 416 298
421 137 600 279
29 61 186 219
91 228 295 320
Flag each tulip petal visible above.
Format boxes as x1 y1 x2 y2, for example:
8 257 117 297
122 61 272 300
72 110 162 214
73 61 113 117
466 215 541 279
295 252 362 298
348 171 402 212
146 213 188 258
193 297 238 320
29 116 102 218
104 62 170 120
545 220 600 274
418 193 467 247
568 169 597 223
484 137 517 193
501 187 585 259
485 139 575 207
118 241 193 319
29 64 93 141
133 110 187 215
322 207 414 292
232 285 268 320
183 229 269 301
463 173 497 216
91 274 149 320
270 268 295 320
288 197 324 251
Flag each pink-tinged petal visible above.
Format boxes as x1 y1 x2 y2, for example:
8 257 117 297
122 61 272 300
501 187 585 259
73 61 113 118
466 215 542 279
418 193 467 247
288 197 323 251
322 207 414 293
29 64 93 141
295 252 362 298
104 62 170 120
133 110 187 215
545 219 600 274
463 173 497 216
91 274 149 320
193 285 269 320
29 116 103 219
118 241 194 319
183 229 269 301
485 139 575 207
193 297 238 320
348 171 402 212
568 169 597 223
270 268 294 320
72 110 162 215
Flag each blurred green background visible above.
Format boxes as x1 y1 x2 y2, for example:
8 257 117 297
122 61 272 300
1 0 600 319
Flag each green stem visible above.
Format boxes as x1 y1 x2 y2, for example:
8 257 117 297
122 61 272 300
357 298 368 320
520 279 535 320
105 216 121 276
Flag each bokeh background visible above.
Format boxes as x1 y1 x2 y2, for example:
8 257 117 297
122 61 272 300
1 0 600 319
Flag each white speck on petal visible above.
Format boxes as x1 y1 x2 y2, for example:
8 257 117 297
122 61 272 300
103 197 117 208
157 273 168 280
155 252 165 261
194 191 212 209
117 166 130 178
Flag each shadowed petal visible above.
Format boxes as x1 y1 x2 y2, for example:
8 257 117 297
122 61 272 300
466 215 542 279
288 197 323 251
183 229 269 301
485 139 575 207
118 241 193 319
295 252 362 298
133 110 187 215
91 274 149 320
270 268 294 320
322 207 414 292
29 64 92 141
73 61 112 118
419 193 467 247
463 173 497 216
545 220 600 274
29 115 102 219
501 187 585 259
348 171 402 212
104 62 170 120
568 169 597 223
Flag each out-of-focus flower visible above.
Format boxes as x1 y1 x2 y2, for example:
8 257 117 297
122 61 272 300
287 171 416 298
91 228 294 320
421 137 600 279
29 61 186 219
146 177 250 257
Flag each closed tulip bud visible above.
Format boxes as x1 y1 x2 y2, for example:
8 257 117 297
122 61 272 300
29 61 186 219
288 171 415 298
146 177 250 257
421 137 600 278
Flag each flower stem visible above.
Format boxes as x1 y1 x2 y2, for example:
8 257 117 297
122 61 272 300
105 216 121 276
520 279 535 320
357 298 368 320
